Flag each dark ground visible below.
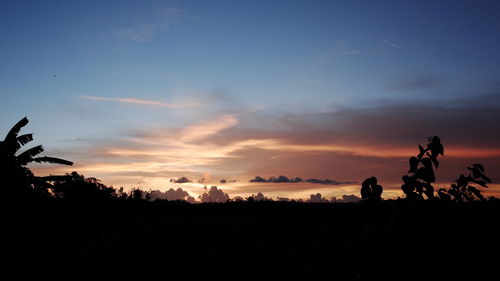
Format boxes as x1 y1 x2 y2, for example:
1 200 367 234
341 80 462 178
3 199 500 280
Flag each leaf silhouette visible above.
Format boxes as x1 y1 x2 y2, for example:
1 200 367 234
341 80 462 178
360 182 372 199
408 157 419 173
423 182 434 199
480 174 492 184
418 144 427 158
360 177 382 200
372 184 383 197
17 145 44 165
426 152 440 168
473 163 485 173
415 181 424 195
3 116 29 151
415 166 435 183
437 188 451 200
470 178 487 188
16 134 33 150
468 186 484 201
421 158 433 171
401 184 414 195
32 156 73 166
427 136 444 157
455 174 469 188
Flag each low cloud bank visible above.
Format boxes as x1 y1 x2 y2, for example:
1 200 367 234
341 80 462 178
200 186 230 203
249 175 355 185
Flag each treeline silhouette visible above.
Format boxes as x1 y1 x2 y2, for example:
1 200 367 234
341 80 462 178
2 117 499 279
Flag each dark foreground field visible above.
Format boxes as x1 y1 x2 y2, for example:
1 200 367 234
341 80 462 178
3 199 500 280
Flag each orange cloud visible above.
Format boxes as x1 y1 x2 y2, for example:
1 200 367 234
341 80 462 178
32 104 500 201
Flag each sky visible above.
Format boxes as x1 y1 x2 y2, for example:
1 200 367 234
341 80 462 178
1 0 500 200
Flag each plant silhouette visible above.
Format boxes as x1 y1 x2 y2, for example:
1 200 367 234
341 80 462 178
438 163 492 202
50 171 119 201
0 117 73 196
360 176 383 200
401 136 444 200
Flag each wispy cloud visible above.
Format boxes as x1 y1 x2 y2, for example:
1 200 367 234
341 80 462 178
180 115 239 142
383 39 400 48
120 7 181 42
80 96 200 109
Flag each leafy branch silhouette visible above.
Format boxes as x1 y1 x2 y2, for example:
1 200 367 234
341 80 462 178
438 163 492 202
401 136 443 200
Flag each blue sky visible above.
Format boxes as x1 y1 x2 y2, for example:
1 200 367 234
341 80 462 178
1 0 500 199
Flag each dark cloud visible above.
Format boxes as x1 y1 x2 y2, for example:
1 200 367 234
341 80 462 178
306 178 356 185
169 177 191 184
249 175 353 185
219 179 238 184
271 92 500 148
249 176 267 183
385 75 448 91
209 91 500 185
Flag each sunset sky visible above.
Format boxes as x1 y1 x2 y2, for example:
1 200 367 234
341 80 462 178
1 0 500 200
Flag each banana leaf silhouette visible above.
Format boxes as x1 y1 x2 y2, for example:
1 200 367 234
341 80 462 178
32 156 74 166
15 133 34 150
17 145 45 165
0 117 73 196
3 117 29 149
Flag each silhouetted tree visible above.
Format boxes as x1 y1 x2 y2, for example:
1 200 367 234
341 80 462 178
50 172 118 201
0 117 73 197
401 136 443 200
438 163 492 202
130 188 146 201
360 176 383 201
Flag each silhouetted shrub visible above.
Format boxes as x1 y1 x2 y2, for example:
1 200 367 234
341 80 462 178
50 172 118 201
360 176 383 200
401 136 443 200
438 163 492 202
